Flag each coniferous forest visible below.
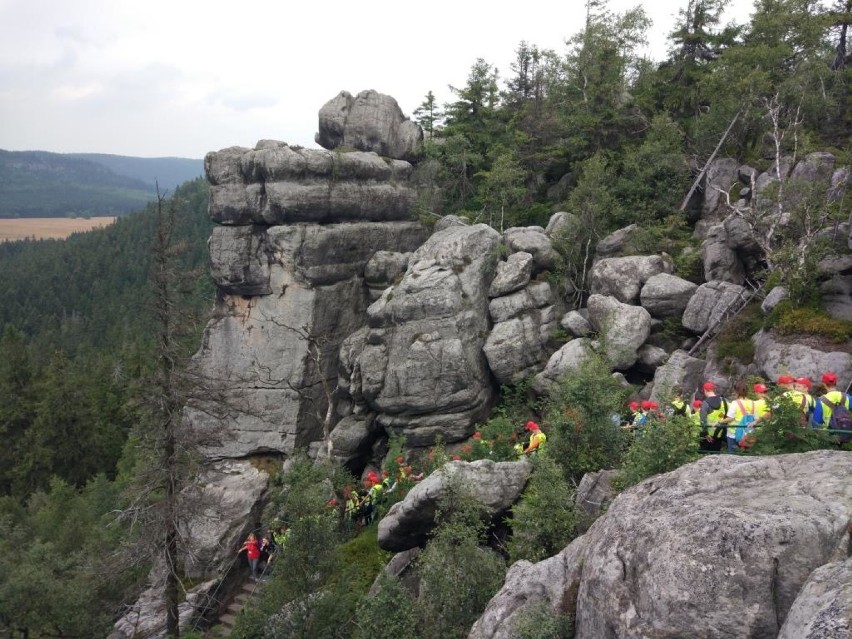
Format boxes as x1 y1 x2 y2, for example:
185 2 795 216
0 0 850 636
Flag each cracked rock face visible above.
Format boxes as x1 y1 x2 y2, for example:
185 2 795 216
470 451 852 639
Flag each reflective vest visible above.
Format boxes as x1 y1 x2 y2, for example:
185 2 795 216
815 390 851 428
526 431 546 454
754 398 770 421
783 390 814 414
670 399 690 417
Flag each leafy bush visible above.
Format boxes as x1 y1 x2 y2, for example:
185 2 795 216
749 396 844 454
511 601 575 639
770 305 852 342
614 414 700 490
543 355 629 482
508 456 577 563
715 303 765 363
465 415 524 462
353 572 418 639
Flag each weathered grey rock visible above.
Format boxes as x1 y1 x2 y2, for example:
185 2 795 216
574 469 618 532
489 281 553 323
738 164 757 185
829 167 850 203
649 349 706 400
208 225 271 295
544 211 580 238
702 223 745 284
702 157 739 218
761 285 789 314
560 310 593 337
489 252 533 297
777 557 852 639
341 224 501 447
266 222 427 286
503 227 556 271
819 255 852 278
590 255 671 303
329 413 380 466
723 213 762 255
533 338 595 395
636 344 668 371
433 214 469 232
206 145 418 225
378 459 532 552
365 250 411 300
315 89 423 162
820 275 852 322
484 315 548 385
586 294 651 370
682 280 746 333
369 548 422 597
595 224 639 258
470 451 852 639
790 151 836 185
639 273 698 318
753 330 852 389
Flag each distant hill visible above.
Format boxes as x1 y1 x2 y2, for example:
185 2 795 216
0 150 203 218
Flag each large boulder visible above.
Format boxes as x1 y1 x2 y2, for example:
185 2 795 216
595 224 640 258
364 250 412 301
484 314 549 385
206 143 418 225
639 273 698 318
503 227 556 272
702 157 740 219
753 330 852 388
208 225 271 295
586 294 652 370
649 349 706 400
340 224 501 446
315 89 423 162
470 451 852 639
377 459 532 552
681 280 747 334
574 469 618 532
777 557 852 639
544 211 580 239
488 281 554 324
488 251 533 298
701 223 745 284
590 255 671 304
532 338 595 395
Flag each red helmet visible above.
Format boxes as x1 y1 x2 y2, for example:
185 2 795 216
822 372 837 385
777 374 795 385
702 381 716 392
525 420 540 431
795 377 812 388
640 400 653 410
692 399 703 409
629 401 639 411
753 383 768 393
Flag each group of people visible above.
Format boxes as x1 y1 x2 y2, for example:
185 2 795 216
237 525 290 581
625 371 852 452
344 458 424 528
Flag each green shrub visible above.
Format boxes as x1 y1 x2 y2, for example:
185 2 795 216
770 305 852 342
508 456 577 563
543 355 629 482
466 415 524 462
614 414 699 491
353 572 418 639
715 303 765 364
749 396 845 454
511 602 575 639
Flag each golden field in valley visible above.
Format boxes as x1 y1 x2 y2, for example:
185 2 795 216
0 217 117 242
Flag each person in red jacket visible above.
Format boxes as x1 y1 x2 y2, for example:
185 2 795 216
238 533 261 581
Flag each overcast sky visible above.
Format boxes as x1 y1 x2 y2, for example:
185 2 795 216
0 0 754 159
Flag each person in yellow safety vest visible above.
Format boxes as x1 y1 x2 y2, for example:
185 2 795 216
668 388 690 418
690 399 704 442
812 372 852 430
523 420 546 455
721 380 759 452
753 383 771 422
625 401 641 428
699 381 728 451
343 486 360 521
781 376 815 425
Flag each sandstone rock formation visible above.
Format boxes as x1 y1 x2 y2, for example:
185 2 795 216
753 330 852 388
378 459 532 552
776 557 851 639
586 294 651 370
682 280 746 333
590 255 671 304
470 451 852 639
315 89 423 162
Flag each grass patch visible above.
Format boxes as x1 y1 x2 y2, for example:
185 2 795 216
770 305 852 343
333 524 393 593
715 303 765 363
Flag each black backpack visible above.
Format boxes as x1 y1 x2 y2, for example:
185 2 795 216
821 395 852 443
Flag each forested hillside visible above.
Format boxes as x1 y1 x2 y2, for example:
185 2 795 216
0 150 202 218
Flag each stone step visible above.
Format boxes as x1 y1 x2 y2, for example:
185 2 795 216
219 613 238 628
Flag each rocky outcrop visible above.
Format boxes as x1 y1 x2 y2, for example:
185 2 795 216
776 557 851 639
639 273 698 318
378 459 532 552
574 469 618 531
753 330 852 388
364 250 411 301
470 451 852 639
681 280 746 333
590 255 671 304
586 294 651 370
488 252 533 297
560 310 592 338
701 223 745 284
649 349 706 400
533 338 595 394
702 157 739 219
503 227 556 272
340 224 501 447
595 224 640 258
315 89 423 162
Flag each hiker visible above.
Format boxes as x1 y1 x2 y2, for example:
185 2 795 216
699 381 727 451
722 380 758 452
812 372 852 440
753 383 771 423
238 533 261 581
690 399 704 445
668 387 690 418
522 420 546 455
778 374 813 424
623 401 641 429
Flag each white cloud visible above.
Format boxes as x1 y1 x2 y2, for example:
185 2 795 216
0 0 755 158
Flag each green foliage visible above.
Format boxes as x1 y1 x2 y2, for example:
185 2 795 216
467 416 524 462
769 304 852 342
416 481 507 639
749 396 844 454
508 456 577 563
614 415 700 490
511 602 575 639
543 355 629 482
353 572 418 639
715 303 765 364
